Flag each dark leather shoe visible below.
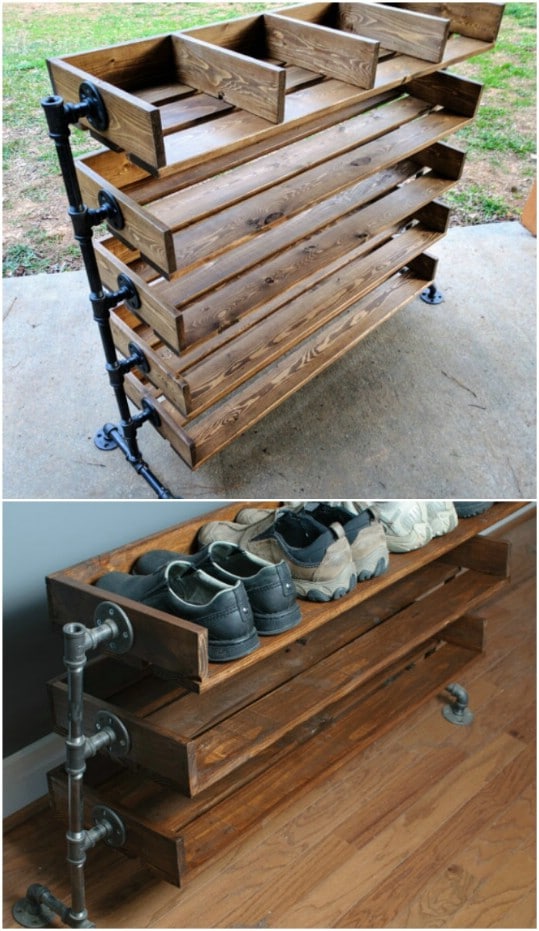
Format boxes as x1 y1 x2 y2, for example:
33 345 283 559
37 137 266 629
95 560 259 663
132 542 301 635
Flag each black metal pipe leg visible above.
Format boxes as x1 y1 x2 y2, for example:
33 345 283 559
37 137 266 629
41 92 177 499
420 282 444 304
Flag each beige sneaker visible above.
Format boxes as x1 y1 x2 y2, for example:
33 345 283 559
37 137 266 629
197 508 356 602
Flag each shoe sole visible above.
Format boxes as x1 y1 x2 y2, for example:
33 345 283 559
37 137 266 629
208 629 260 662
295 570 357 603
255 604 302 635
357 554 389 582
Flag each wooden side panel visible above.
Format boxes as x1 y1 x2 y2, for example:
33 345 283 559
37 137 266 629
94 240 182 351
265 13 379 88
76 161 176 275
338 2 450 62
110 306 192 414
61 35 177 90
46 574 208 683
387 3 505 42
47 767 185 886
48 680 195 794
408 69 483 117
442 614 486 651
172 34 286 123
47 58 165 168
440 537 511 577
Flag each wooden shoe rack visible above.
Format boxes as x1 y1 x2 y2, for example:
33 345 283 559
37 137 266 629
36 500 520 914
42 2 505 496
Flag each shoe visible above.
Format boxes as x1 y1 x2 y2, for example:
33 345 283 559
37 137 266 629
295 503 389 580
131 542 301 636
94 561 259 663
234 502 388 581
197 509 357 602
454 501 493 518
355 500 432 552
424 501 458 536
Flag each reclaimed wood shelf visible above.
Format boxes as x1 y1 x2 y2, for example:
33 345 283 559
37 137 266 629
45 3 504 480
48 3 503 171
46 501 522 887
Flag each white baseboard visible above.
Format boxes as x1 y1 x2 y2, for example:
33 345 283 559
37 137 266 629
3 732 65 818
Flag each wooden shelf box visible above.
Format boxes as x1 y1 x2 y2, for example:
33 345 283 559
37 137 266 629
46 3 504 470
46 501 521 886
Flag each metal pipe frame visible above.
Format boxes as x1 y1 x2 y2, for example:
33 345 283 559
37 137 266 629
40 91 176 499
13 604 133 929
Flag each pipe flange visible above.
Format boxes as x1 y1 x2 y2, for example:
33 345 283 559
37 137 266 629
94 602 134 654
420 283 444 305
12 898 56 929
79 81 109 132
95 711 131 756
118 274 142 312
92 806 126 849
98 190 124 230
442 683 474 726
94 424 118 451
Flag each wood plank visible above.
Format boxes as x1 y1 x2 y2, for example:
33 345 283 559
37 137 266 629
442 614 486 652
182 214 452 416
172 34 286 123
189 571 500 793
265 13 379 88
388 3 505 41
168 107 470 276
408 68 483 117
61 35 176 91
77 164 175 275
46 574 208 683
339 2 450 62
94 240 180 346
135 82 194 105
177 172 449 353
105 160 425 360
162 35 492 169
123 269 435 467
150 93 433 232
47 58 165 168
49 680 194 793
159 93 234 134
441 536 511 577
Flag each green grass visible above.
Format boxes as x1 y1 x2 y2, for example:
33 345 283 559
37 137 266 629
445 185 513 223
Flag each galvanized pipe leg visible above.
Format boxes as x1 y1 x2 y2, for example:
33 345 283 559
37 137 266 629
13 605 132 929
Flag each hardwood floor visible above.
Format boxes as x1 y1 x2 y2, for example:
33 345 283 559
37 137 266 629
4 511 535 929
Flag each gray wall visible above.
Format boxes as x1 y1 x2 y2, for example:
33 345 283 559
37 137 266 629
3 500 226 756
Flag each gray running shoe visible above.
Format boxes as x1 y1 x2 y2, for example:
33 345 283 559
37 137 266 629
95 560 259 663
197 509 356 602
131 542 301 635
453 501 493 518
297 503 389 580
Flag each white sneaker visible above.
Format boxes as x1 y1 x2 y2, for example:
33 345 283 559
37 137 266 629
425 501 458 537
354 500 432 552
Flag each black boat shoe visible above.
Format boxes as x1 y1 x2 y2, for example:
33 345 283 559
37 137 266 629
94 560 259 663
